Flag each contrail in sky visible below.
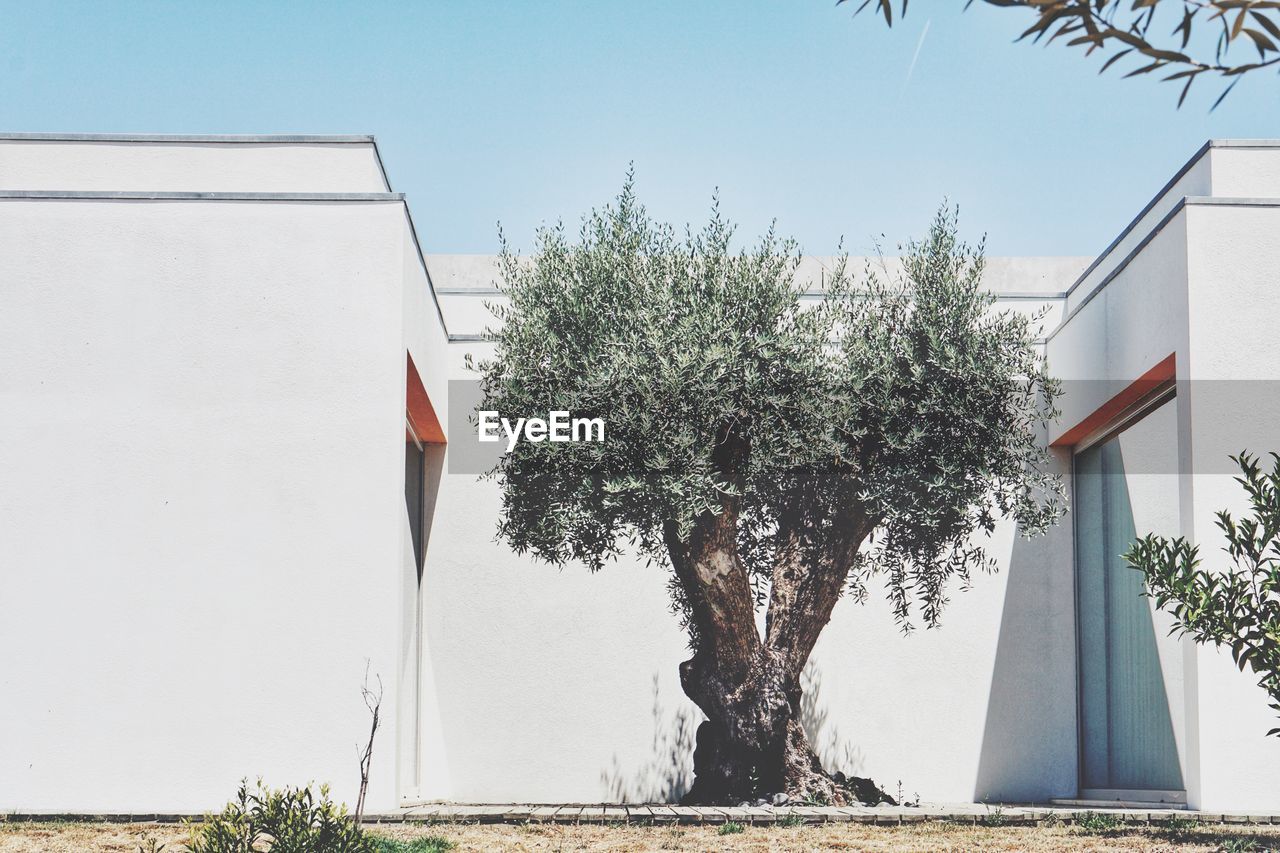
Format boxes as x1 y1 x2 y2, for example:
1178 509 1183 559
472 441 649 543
902 19 931 92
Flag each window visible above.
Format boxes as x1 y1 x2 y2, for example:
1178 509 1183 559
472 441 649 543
1074 392 1185 800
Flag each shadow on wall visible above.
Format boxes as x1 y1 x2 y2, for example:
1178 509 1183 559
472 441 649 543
599 673 700 803
800 663 868 779
599 665 871 803
974 528 1077 802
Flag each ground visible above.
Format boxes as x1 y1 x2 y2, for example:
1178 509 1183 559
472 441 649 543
4 820 1280 852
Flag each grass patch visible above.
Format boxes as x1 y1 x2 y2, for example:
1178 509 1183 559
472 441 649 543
370 835 454 852
980 804 1007 827
718 821 746 835
1075 810 1123 834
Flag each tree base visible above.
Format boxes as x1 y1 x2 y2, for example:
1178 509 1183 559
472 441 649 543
679 717 898 807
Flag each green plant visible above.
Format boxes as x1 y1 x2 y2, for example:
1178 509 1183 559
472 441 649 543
718 821 746 835
137 834 166 853
777 814 805 828
1221 838 1262 853
186 779 372 853
475 179 1062 805
845 0 1280 108
1076 810 1123 833
1161 815 1202 841
981 804 1007 827
1126 452 1280 737
369 837 455 853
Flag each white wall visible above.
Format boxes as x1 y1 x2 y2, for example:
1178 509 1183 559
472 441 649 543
1038 143 1280 811
6 137 1280 813
0 197 414 812
0 136 389 193
1182 201 1280 812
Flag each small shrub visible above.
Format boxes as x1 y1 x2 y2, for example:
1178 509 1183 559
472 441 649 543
1075 810 1123 833
137 835 166 853
1160 815 1201 841
187 779 371 853
718 821 746 835
1220 838 1261 853
369 837 454 853
981 804 1007 827
777 814 805 828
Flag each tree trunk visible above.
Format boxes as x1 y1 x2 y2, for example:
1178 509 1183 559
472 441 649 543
670 502 873 805
677 647 848 805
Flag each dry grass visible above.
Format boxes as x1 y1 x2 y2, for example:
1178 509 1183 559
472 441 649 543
4 819 1280 852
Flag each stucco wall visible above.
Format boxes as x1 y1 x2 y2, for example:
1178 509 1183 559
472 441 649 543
0 197 414 812
0 135 389 193
1182 201 1280 812
6 137 1280 814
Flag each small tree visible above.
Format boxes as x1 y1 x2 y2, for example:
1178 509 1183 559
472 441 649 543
1126 452 1280 735
471 178 1063 804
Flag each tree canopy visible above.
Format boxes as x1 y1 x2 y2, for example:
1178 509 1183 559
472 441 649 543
472 177 1063 634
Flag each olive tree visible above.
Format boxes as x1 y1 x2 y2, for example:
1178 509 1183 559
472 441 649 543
1127 452 1280 735
470 179 1063 804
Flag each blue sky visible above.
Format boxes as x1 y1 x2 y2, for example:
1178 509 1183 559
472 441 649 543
2 1 1277 257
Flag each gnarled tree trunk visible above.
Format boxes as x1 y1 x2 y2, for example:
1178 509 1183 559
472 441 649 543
665 481 873 805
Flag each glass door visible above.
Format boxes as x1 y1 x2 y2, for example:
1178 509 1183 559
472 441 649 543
1074 394 1185 801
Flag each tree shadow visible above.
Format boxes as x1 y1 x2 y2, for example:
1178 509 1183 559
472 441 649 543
599 673 699 803
800 663 868 778
974 527 1078 802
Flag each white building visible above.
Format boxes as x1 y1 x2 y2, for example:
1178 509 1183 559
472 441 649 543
1 135 1277 814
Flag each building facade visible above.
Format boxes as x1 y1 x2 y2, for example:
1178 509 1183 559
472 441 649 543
1 135 1277 814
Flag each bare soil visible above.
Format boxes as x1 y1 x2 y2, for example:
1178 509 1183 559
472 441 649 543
4 819 1280 852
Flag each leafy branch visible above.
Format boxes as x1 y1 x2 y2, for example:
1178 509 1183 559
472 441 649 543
843 0 1280 107
1125 452 1280 736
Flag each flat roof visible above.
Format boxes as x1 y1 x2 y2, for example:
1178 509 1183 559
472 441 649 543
1063 139 1280 303
0 190 403 201
0 133 376 143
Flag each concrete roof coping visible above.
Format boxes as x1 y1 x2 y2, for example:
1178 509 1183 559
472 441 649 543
1064 139 1280 303
1049 193 1280 342
0 133 377 143
0 190 404 201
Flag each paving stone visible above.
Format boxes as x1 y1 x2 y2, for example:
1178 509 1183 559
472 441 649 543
742 806 777 824
379 802 1280 827
402 805 444 820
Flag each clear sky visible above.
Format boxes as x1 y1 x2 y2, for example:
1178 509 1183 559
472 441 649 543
2 1 1277 257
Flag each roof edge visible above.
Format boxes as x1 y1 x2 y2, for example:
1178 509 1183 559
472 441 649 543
0 190 403 201
0 133 376 143
1064 139 1280 304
